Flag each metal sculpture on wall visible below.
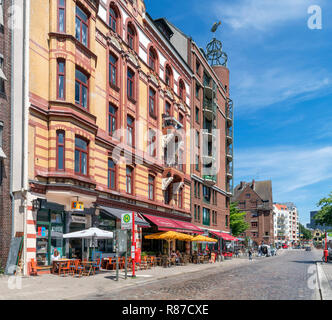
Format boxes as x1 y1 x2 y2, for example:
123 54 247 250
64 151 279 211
206 21 228 67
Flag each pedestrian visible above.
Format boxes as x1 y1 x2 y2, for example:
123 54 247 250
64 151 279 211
248 248 252 261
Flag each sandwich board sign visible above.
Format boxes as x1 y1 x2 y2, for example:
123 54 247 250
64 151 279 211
121 212 132 230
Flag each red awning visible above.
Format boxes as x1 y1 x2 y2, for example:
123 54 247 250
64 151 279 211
142 214 203 234
173 220 204 234
211 231 239 241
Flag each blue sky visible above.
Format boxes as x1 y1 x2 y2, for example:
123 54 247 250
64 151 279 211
145 0 332 226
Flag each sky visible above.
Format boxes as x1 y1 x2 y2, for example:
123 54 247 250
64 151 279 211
145 0 332 226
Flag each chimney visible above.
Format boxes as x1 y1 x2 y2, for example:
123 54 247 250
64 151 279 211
252 179 255 189
240 181 245 189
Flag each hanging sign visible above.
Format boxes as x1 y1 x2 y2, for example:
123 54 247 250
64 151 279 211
121 212 132 230
71 201 84 211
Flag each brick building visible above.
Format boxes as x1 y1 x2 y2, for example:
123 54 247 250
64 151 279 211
153 18 233 245
0 0 12 267
232 180 274 246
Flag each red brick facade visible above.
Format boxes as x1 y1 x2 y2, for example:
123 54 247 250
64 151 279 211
0 2 12 267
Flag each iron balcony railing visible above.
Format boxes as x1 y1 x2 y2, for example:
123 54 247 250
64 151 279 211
162 114 183 130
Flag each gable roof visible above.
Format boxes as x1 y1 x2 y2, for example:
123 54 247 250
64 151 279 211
233 180 273 203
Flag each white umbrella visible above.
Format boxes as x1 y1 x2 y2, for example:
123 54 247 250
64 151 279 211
63 227 113 261
63 227 113 239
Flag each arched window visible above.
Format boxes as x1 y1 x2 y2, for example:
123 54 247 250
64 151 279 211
109 6 118 33
165 65 173 88
179 79 186 101
149 47 158 72
127 23 136 50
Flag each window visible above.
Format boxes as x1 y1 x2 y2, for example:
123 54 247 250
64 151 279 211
251 222 258 228
194 181 197 198
109 6 118 33
194 205 197 220
149 48 157 71
164 187 170 205
57 60 65 100
179 80 185 101
74 137 88 175
197 182 200 198
246 193 251 199
126 166 133 194
148 129 156 157
109 53 117 87
165 101 171 116
203 186 211 203
165 65 172 87
239 201 245 209
195 106 199 123
197 206 201 221
108 159 116 190
108 103 117 136
75 68 88 108
178 113 184 126
127 24 135 50
178 149 184 172
225 215 229 227
58 0 66 33
127 115 134 147
148 175 155 200
196 60 200 75
56 131 65 170
178 188 183 208
195 130 199 147
0 56 4 94
203 208 210 226
149 88 156 117
195 154 199 171
75 5 88 47
127 69 135 100
195 83 200 99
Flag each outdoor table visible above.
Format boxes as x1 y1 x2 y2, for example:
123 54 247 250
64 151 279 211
81 261 94 276
52 259 72 275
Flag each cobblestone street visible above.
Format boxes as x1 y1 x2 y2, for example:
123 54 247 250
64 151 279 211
83 250 322 300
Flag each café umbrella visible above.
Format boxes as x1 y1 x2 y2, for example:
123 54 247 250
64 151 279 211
63 227 114 260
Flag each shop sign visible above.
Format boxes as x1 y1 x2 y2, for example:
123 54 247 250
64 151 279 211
71 201 84 211
37 227 47 237
121 212 132 230
71 215 87 224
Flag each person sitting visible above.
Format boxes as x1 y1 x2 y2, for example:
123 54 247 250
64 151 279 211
51 248 61 262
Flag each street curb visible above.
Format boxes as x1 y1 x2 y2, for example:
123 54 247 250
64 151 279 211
316 262 332 300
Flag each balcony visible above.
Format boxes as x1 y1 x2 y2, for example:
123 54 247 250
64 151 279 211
226 98 233 126
226 145 233 161
226 163 233 179
202 174 217 186
226 127 233 143
162 114 183 132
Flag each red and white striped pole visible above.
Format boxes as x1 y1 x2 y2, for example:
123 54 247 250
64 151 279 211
132 211 136 277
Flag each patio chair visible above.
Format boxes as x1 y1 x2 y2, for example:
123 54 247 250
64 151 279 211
71 259 84 277
140 256 148 270
59 261 71 276
91 258 102 275
161 255 171 268
146 256 153 269
150 256 156 267
29 258 50 276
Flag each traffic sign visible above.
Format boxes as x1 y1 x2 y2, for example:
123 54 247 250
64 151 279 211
121 212 132 230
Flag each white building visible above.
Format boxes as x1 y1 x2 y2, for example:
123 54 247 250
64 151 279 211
273 203 299 246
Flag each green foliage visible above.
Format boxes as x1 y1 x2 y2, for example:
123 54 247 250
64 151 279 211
230 202 249 237
0 259 4 275
299 223 313 240
314 192 332 226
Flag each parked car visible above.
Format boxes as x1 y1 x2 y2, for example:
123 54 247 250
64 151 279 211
305 246 311 251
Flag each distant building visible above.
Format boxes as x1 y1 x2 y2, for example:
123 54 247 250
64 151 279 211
273 204 290 245
307 211 331 231
232 180 274 246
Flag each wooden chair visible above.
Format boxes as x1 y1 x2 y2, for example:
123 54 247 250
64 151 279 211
140 256 148 270
146 256 152 269
91 258 102 275
71 259 84 277
59 261 71 276
149 256 156 268
106 257 115 270
30 259 52 276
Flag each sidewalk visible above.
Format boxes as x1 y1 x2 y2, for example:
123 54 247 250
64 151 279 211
317 261 332 300
0 249 288 300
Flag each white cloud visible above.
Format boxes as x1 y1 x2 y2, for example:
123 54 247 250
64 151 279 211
216 0 324 31
232 67 332 112
235 145 332 194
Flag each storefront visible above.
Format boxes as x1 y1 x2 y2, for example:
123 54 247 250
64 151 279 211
36 202 66 266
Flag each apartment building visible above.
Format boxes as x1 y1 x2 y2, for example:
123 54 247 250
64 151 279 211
273 204 290 246
153 18 233 244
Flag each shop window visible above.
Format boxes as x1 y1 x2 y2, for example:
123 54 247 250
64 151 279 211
148 175 155 200
75 68 88 109
58 0 66 33
74 136 88 176
57 60 65 100
109 53 117 87
108 158 116 190
75 5 89 47
108 103 117 136
56 130 65 171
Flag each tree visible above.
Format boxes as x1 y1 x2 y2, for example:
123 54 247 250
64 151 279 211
314 192 332 227
299 223 312 240
230 202 249 237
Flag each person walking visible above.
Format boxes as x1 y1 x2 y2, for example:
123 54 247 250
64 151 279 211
248 248 252 261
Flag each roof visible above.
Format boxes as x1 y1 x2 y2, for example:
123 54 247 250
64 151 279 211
233 180 273 203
